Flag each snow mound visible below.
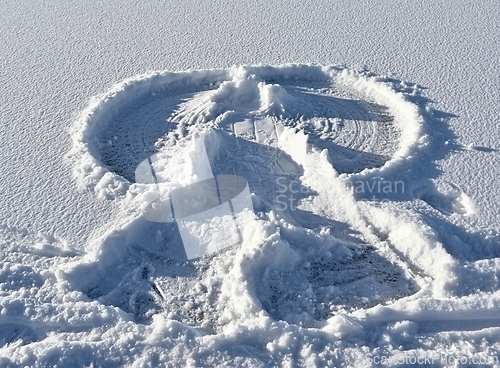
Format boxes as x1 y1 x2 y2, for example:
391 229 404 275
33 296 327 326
2 63 496 366
66 66 445 313
54 65 499 364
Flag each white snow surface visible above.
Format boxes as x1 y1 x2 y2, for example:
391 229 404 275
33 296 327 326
1 0 500 367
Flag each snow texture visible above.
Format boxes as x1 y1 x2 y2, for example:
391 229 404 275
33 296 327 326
1 0 500 367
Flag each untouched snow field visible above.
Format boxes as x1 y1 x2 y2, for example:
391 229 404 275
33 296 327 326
1 1 500 367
